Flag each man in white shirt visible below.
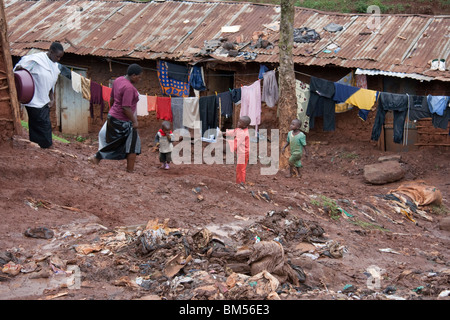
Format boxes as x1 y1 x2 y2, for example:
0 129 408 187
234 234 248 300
15 42 64 148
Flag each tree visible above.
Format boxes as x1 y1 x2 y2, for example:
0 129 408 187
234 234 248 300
278 0 297 170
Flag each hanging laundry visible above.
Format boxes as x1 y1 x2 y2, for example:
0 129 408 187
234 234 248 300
90 81 103 119
258 64 269 79
334 72 354 113
231 88 241 105
333 82 378 111
147 95 157 112
156 96 172 122
137 94 149 116
295 80 310 133
81 76 91 101
354 74 373 121
199 95 217 136
431 106 450 130
182 97 200 129
71 71 81 93
306 77 335 131
157 60 190 97
427 95 449 116
102 85 112 110
189 65 206 91
240 80 262 131
216 91 233 117
371 92 408 144
409 96 430 121
261 70 279 108
167 62 189 83
171 97 184 130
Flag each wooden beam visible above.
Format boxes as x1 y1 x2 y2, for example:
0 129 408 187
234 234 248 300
0 0 22 136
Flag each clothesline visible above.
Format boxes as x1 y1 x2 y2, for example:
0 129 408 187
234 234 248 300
69 60 448 143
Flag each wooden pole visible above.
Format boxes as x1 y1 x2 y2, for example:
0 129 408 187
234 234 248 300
0 0 22 136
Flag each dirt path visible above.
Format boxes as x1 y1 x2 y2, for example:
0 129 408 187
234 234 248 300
0 123 449 301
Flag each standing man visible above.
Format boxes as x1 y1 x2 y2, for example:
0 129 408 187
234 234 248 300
15 42 64 148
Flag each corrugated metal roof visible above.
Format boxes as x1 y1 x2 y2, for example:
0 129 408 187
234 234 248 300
4 0 450 81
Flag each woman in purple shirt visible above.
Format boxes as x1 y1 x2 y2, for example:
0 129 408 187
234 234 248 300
88 64 142 173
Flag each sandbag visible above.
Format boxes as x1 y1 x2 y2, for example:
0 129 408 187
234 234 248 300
390 180 442 206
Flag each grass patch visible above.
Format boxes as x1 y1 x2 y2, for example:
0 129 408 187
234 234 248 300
21 120 70 144
339 152 359 160
348 218 390 232
311 195 341 220
431 204 449 216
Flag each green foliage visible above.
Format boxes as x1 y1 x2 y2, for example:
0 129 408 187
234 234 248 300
311 195 341 220
21 120 70 144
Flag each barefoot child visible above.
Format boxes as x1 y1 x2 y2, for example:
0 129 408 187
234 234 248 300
155 121 173 170
223 116 251 184
282 119 307 177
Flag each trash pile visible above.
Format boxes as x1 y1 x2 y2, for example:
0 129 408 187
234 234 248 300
0 181 447 300
197 26 275 60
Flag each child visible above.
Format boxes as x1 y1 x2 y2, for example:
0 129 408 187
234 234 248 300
282 119 307 178
223 116 251 184
155 121 173 170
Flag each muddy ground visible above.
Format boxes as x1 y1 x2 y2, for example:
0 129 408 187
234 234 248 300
0 116 449 304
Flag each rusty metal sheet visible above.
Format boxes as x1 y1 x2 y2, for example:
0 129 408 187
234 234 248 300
4 0 450 81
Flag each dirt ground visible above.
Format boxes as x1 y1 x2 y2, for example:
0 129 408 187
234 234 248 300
0 115 449 303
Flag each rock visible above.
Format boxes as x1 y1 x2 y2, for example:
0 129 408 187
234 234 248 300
364 161 405 185
439 216 450 232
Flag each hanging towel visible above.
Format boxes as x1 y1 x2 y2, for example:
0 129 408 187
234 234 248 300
81 76 91 101
427 95 449 116
71 71 81 93
147 95 157 112
189 65 206 91
182 97 200 129
306 77 336 131
371 92 408 144
199 95 217 135
157 60 190 97
261 70 279 108
295 80 310 133
102 85 112 110
156 96 172 121
137 94 149 116
240 80 262 129
171 97 184 130
216 91 233 117
90 81 103 119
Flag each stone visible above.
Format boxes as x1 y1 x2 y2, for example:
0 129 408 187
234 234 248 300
364 160 405 185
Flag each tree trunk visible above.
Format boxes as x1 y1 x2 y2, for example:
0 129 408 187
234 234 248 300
278 0 297 170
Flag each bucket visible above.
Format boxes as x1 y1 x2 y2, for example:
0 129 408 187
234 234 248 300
14 69 35 104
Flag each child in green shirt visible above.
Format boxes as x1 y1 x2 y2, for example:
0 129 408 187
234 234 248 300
282 119 307 177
